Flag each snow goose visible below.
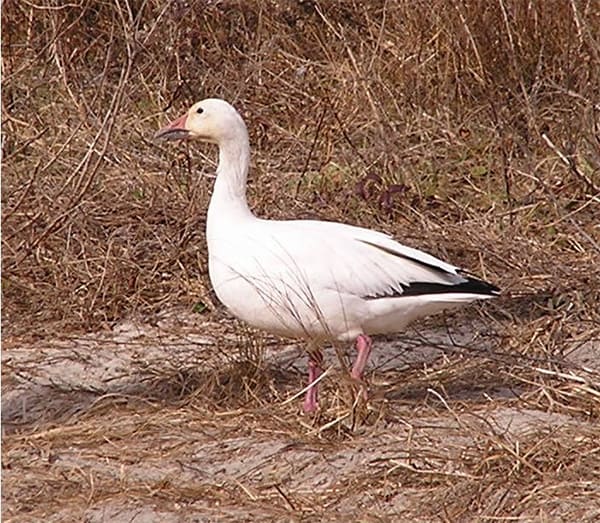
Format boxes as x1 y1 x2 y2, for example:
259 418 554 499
155 99 500 412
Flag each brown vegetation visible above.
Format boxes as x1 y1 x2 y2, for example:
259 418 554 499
2 0 599 521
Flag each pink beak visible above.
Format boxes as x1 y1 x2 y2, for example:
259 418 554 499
154 113 189 141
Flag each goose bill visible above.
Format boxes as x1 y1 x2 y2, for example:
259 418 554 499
154 113 189 141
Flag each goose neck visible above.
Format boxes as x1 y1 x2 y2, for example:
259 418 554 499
207 137 253 225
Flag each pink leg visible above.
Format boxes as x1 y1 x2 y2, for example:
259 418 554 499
303 356 322 413
351 334 372 380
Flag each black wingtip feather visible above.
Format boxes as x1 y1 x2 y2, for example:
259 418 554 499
401 275 500 297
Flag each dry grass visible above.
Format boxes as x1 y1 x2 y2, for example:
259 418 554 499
2 0 600 521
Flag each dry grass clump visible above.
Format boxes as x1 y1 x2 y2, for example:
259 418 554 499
2 0 600 521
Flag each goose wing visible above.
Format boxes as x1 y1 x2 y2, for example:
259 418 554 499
261 219 499 301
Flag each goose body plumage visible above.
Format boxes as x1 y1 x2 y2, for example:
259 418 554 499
208 216 496 342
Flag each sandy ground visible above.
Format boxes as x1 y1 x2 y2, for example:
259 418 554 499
3 310 600 522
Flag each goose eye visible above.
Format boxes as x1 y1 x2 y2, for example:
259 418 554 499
196 107 204 114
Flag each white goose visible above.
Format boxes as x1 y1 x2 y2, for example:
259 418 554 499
155 99 500 412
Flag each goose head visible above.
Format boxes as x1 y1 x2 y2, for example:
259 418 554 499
154 98 247 145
